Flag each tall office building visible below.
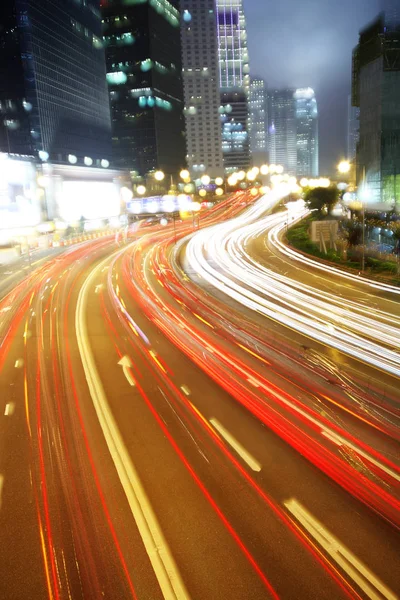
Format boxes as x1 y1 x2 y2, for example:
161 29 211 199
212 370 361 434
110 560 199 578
249 77 268 166
181 1 224 177
216 0 251 170
294 88 319 178
352 11 400 203
0 0 111 165
268 89 297 176
102 0 186 176
347 94 360 161
383 0 400 30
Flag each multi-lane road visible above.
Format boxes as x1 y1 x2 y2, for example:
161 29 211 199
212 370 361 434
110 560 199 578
0 191 399 600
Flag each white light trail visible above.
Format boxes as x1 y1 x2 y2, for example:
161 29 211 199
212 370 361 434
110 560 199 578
185 192 400 378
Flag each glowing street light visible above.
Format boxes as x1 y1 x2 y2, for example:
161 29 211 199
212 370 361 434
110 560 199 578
199 189 207 197
201 174 211 185
191 201 201 211
338 160 351 174
260 164 269 175
120 186 133 202
37 175 49 188
227 175 238 186
180 169 190 180
215 187 224 196
136 185 146 195
246 170 256 181
215 177 224 186
154 170 165 181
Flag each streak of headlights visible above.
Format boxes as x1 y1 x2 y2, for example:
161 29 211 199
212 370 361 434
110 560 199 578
185 192 400 378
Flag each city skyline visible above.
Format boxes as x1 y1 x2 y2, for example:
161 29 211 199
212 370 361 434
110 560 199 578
244 0 381 173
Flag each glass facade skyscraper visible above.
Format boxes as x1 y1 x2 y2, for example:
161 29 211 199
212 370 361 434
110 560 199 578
268 89 297 176
216 0 250 170
294 88 319 178
249 77 268 166
0 0 111 165
352 12 400 204
181 1 224 177
347 94 360 161
102 0 186 176
383 0 400 30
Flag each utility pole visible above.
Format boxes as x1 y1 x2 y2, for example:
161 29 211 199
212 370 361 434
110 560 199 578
361 165 366 273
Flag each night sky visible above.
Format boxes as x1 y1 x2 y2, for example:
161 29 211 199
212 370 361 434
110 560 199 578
245 0 381 174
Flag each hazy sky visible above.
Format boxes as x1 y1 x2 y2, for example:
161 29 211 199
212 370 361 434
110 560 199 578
244 0 381 173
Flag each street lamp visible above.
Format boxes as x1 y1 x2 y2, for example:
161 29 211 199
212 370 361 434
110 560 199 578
180 169 190 180
191 200 201 230
201 174 211 186
338 160 351 175
359 181 371 273
215 177 224 186
136 185 146 195
154 170 165 182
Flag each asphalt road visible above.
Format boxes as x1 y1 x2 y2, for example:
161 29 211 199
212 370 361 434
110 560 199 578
0 192 399 600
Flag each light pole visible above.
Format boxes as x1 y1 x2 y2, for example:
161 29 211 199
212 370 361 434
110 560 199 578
359 166 370 274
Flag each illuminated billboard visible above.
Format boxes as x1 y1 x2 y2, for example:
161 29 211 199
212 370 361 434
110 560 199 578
59 181 120 222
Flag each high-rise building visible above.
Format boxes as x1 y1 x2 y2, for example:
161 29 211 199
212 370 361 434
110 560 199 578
352 11 400 204
383 0 400 30
216 0 251 171
249 77 268 166
294 88 319 178
0 0 111 166
347 94 360 161
102 0 186 177
181 1 224 177
268 89 297 175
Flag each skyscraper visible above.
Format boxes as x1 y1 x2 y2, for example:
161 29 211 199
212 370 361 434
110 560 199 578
352 11 400 204
383 0 400 30
294 88 319 178
249 77 268 166
347 94 360 161
181 1 224 177
216 0 251 170
268 89 297 176
102 0 186 177
0 0 111 165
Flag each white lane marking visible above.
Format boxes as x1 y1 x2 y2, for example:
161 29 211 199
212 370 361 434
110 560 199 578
180 385 191 396
210 418 262 472
95 284 103 294
15 359 24 369
118 355 136 387
285 499 397 600
4 402 15 416
76 252 190 600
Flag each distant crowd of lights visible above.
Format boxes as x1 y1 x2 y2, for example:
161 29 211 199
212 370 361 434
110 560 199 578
127 194 197 215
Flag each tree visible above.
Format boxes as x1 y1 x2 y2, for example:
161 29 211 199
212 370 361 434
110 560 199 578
304 187 339 216
390 223 400 255
341 219 362 248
